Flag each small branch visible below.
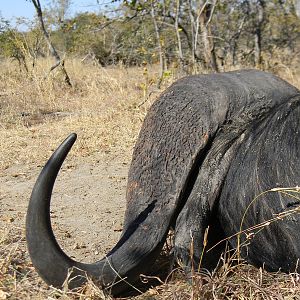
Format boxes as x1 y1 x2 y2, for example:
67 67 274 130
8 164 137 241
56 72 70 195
31 0 72 86
206 0 218 27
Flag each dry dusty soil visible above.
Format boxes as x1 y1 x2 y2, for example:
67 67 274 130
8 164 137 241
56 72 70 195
0 150 129 265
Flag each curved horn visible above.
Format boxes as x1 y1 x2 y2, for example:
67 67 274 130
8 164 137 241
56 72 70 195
26 133 79 287
26 134 162 295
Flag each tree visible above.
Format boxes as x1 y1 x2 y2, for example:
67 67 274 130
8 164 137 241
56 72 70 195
198 0 218 71
48 0 72 25
294 0 300 17
0 17 39 71
150 1 167 86
28 0 72 86
3 0 296 74
242 0 266 68
174 0 184 69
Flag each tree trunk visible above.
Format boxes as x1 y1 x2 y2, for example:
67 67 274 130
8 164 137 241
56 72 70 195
254 29 262 67
294 0 300 17
31 0 72 86
229 17 245 66
254 0 265 68
188 0 196 68
199 0 218 72
150 1 166 88
175 0 184 69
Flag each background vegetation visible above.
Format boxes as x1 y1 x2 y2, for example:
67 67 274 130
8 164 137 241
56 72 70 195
1 0 300 80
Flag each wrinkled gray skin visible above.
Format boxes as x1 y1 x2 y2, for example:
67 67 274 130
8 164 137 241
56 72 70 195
26 70 300 296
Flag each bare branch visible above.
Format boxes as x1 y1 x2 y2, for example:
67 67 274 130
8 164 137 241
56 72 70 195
30 0 72 86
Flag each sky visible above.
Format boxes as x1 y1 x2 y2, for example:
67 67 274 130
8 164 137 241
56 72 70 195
0 0 104 25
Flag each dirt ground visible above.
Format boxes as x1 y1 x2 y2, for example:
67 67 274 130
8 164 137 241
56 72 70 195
0 148 129 264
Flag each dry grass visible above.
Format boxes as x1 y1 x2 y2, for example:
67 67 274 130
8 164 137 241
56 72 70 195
0 58 169 171
1 58 300 299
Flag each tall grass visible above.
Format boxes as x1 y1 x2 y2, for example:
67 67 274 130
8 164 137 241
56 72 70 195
0 58 167 171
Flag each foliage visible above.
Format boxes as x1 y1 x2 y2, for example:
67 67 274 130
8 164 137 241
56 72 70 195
1 0 300 72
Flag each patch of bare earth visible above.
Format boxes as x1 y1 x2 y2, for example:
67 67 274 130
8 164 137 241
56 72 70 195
0 59 299 299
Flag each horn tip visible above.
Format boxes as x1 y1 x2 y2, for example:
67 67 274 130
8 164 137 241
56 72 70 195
68 133 77 142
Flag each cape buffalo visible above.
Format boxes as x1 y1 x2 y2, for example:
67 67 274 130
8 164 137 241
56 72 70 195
26 69 300 296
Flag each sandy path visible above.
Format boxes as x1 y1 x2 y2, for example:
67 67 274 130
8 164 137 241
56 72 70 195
0 153 128 264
